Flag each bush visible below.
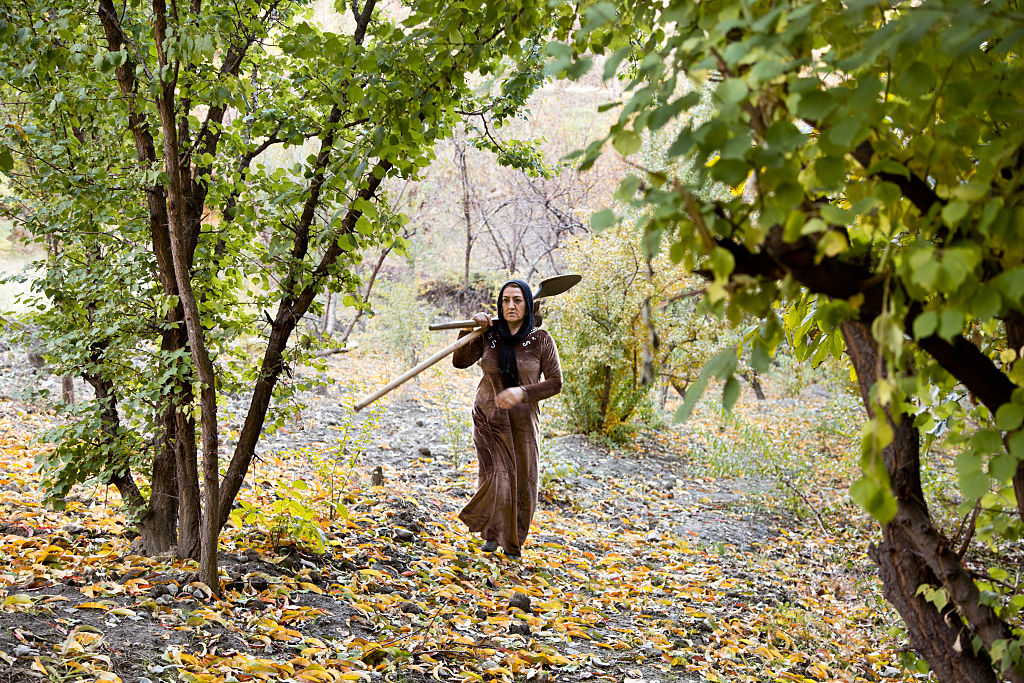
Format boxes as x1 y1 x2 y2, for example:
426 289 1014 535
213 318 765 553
551 220 739 438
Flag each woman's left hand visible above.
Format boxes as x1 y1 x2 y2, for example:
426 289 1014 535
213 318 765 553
496 387 525 410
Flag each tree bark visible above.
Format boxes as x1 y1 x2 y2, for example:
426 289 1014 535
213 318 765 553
740 371 765 400
153 0 220 593
61 375 74 405
322 292 337 337
841 319 1018 682
97 0 198 558
1005 311 1024 523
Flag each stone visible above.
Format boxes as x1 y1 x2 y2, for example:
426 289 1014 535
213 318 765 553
393 528 415 542
400 601 424 615
508 620 531 636
14 645 38 658
417 446 431 457
508 592 532 614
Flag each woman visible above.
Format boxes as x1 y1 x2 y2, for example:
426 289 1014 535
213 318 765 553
452 279 562 558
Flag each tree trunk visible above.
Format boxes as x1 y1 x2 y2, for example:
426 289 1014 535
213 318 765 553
61 375 74 405
153 0 220 593
97 0 197 559
339 245 390 347
740 371 765 400
599 365 612 428
323 292 337 337
841 319 1019 682
458 138 474 300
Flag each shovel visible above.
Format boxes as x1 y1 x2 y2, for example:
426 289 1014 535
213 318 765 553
426 273 582 330
354 274 581 411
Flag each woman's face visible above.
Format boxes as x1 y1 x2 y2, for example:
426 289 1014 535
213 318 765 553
501 285 526 327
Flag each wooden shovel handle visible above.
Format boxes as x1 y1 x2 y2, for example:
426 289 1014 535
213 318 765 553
354 327 485 411
428 317 497 331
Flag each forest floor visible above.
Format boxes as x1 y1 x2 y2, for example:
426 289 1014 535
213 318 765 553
0 348 927 683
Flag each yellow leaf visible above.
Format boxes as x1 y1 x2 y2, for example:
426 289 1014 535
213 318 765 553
76 601 113 610
4 594 34 606
0 650 13 665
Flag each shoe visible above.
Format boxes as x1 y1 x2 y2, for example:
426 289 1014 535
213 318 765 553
482 540 498 552
503 548 521 559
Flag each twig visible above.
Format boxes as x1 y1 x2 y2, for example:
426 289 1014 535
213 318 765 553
778 475 830 534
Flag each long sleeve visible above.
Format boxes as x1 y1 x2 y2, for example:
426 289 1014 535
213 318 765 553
452 328 484 368
520 331 562 404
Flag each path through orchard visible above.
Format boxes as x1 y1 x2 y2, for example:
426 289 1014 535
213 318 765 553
0 350 920 683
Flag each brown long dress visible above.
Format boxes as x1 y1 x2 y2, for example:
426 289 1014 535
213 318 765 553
452 326 562 554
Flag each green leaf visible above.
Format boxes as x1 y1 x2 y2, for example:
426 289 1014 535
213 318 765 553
850 476 897 524
972 285 1001 320
938 309 963 341
709 247 735 280
1008 431 1024 460
612 130 641 156
674 375 709 423
675 345 738 422
942 201 970 228
721 376 740 412
750 341 770 374
715 78 749 106
0 148 12 172
960 470 991 500
996 404 1024 431
590 209 616 231
990 453 1017 483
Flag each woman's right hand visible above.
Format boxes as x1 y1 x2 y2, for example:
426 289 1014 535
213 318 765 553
472 312 492 329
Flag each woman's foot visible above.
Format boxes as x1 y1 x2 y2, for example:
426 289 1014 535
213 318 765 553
481 540 498 552
503 548 521 559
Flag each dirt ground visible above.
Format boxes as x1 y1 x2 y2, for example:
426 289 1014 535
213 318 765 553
0 345 889 683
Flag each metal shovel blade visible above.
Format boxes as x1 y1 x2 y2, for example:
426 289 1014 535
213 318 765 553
534 273 582 300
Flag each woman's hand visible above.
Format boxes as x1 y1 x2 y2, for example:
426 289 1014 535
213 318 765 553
472 312 492 329
496 386 525 410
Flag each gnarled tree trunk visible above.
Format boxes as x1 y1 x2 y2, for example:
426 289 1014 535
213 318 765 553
841 319 1017 682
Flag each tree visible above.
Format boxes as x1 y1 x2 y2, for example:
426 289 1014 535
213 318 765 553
553 0 1024 679
0 0 549 591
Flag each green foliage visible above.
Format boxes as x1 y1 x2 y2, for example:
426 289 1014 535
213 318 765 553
539 442 579 501
553 219 744 439
365 277 439 368
549 221 665 439
557 0 1024 675
234 479 329 554
0 0 552 537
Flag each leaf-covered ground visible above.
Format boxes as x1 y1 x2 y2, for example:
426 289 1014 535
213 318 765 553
0 353 925 683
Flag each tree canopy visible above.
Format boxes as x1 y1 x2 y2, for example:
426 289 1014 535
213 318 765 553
0 0 551 590
553 0 1024 679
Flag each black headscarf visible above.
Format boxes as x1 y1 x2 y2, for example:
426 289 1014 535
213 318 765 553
495 279 535 388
